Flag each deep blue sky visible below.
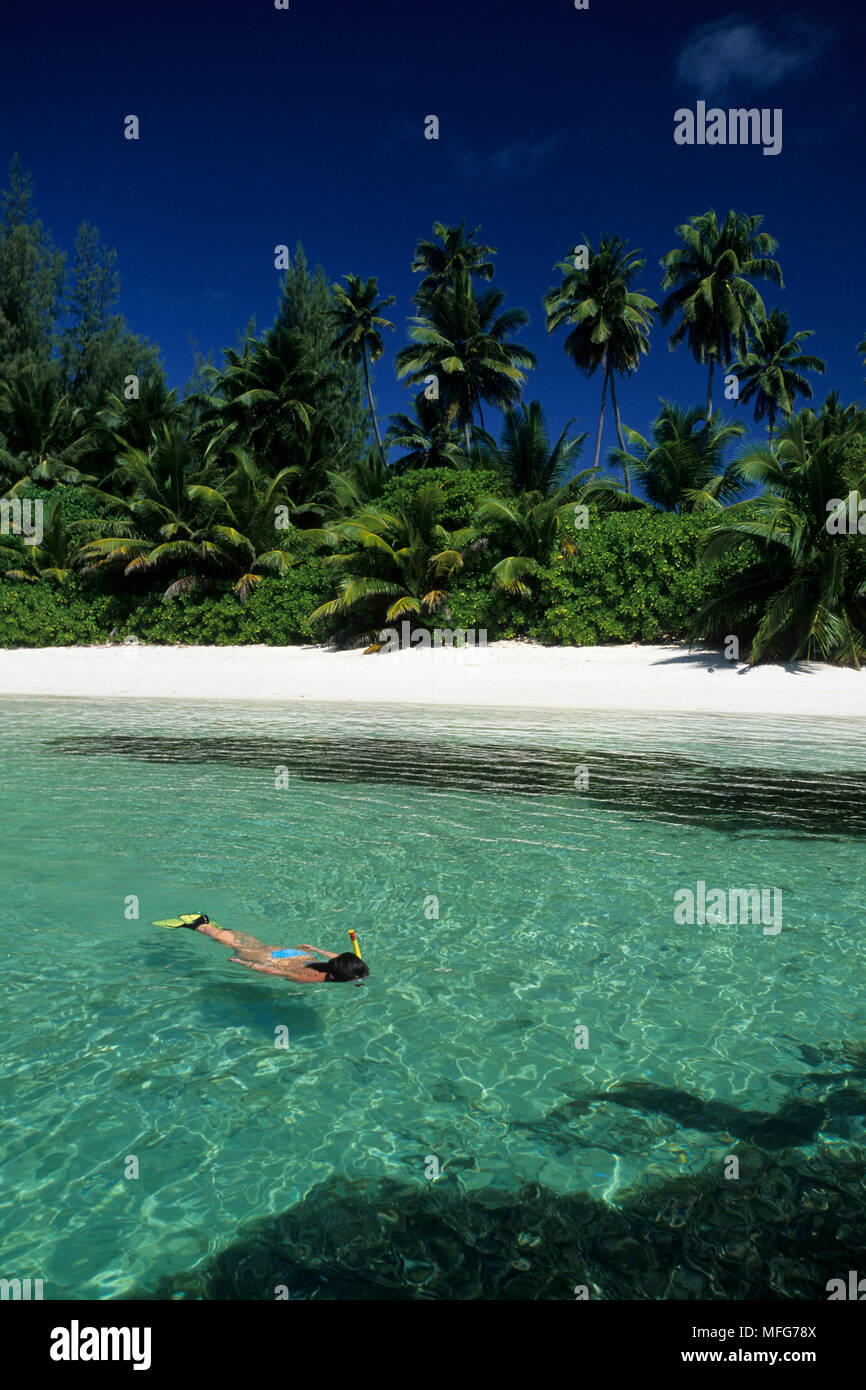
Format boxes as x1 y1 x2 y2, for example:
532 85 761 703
3 0 864 463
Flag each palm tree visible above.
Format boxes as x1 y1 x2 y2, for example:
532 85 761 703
77 425 218 595
191 326 327 476
544 236 656 477
384 392 467 473
858 333 866 381
77 381 189 488
0 367 96 488
0 429 31 492
309 485 469 648
411 220 497 303
729 309 825 439
800 391 866 443
95 381 186 452
659 209 783 421
606 403 747 513
285 411 353 518
329 275 395 466
695 413 866 666
0 494 77 582
324 450 391 517
186 447 328 599
472 490 584 598
396 270 536 455
493 401 587 496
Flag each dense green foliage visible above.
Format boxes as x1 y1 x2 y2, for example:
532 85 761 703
533 513 752 646
1 159 864 664
379 467 503 529
0 560 333 647
0 511 747 649
697 419 866 663
272 246 370 468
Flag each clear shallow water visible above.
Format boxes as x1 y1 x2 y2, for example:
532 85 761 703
2 697 866 1299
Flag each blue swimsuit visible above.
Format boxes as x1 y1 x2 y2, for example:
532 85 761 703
270 948 308 960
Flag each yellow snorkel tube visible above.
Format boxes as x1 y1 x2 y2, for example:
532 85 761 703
348 929 362 959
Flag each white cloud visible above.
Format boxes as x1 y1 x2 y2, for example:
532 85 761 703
460 128 567 179
676 13 833 95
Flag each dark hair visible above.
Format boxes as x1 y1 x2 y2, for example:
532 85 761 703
324 952 369 982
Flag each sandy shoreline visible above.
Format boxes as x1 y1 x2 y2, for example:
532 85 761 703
1 642 865 718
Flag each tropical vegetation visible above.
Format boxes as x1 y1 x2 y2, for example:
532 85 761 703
1 157 863 665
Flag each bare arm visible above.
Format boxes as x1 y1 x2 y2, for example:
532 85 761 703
229 956 294 977
298 943 338 959
228 956 275 975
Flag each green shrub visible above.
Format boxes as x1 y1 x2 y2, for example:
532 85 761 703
0 558 334 648
531 511 754 646
0 508 759 651
445 570 530 640
13 480 118 525
380 468 502 529
0 580 124 646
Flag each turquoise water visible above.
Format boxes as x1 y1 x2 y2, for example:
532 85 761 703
2 696 866 1299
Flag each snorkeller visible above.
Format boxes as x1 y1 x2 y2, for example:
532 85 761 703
152 914 370 985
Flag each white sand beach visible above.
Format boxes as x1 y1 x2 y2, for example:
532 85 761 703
1 641 865 718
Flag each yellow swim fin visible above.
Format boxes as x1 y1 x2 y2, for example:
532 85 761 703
153 913 220 930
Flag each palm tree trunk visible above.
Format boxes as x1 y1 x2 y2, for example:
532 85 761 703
706 358 715 422
592 362 610 471
463 418 472 455
609 371 629 491
362 349 386 466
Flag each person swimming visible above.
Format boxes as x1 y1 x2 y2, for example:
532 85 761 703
157 914 369 985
